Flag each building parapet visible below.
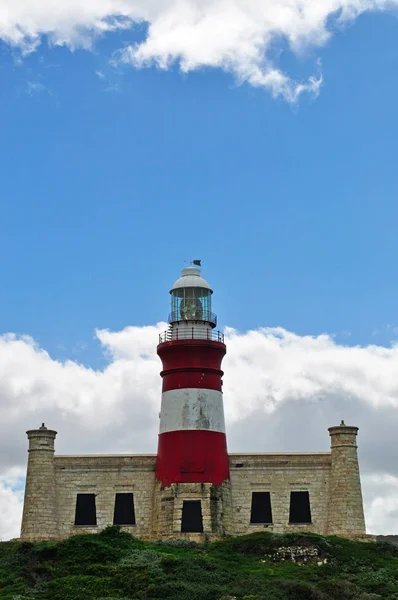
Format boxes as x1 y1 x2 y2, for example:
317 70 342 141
54 455 156 471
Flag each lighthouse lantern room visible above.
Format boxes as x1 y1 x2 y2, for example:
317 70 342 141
156 264 230 487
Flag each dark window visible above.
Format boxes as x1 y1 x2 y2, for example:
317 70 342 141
113 493 136 525
74 493 97 526
181 500 203 533
289 491 312 523
250 492 273 524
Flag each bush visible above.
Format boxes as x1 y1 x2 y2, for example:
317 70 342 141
98 525 143 549
150 579 227 600
85 563 117 577
152 538 199 549
118 549 162 570
2 531 398 600
279 580 328 600
56 536 124 572
318 579 361 599
113 566 158 596
36 575 113 600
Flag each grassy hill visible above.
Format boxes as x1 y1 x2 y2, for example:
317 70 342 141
1 527 398 600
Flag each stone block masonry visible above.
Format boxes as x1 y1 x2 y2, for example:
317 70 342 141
227 452 332 536
327 423 366 536
54 454 157 539
21 425 59 542
20 422 367 541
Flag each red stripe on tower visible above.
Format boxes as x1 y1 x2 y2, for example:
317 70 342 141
156 264 229 487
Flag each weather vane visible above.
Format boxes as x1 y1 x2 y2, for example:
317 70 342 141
184 259 201 266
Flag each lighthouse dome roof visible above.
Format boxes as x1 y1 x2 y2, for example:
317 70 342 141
170 267 213 293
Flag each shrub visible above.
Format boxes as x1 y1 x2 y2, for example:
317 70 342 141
152 538 199 549
118 548 163 578
279 580 327 600
2 531 398 600
319 579 361 599
98 525 142 549
85 563 117 577
56 536 123 571
150 579 227 600
36 575 113 600
119 549 162 569
113 566 158 596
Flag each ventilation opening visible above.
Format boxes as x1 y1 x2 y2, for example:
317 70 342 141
250 492 273 524
289 491 312 523
113 493 136 525
181 500 204 533
74 493 97 526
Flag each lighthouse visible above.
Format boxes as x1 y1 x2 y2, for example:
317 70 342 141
19 261 367 541
156 264 229 487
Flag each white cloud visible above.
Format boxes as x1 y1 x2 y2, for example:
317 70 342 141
25 81 47 94
0 0 396 100
0 469 25 542
2 324 398 539
363 474 398 535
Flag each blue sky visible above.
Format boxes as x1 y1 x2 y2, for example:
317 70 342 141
1 9 398 364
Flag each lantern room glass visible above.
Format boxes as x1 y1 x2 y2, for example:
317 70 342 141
171 287 212 322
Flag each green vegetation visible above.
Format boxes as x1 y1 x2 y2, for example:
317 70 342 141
1 527 398 600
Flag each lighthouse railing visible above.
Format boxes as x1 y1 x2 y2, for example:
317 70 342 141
159 328 224 344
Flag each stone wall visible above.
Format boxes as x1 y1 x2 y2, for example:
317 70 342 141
227 453 332 536
54 454 157 539
50 454 334 540
20 425 367 541
21 451 337 540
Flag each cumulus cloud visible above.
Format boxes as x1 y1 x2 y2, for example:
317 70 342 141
0 0 396 100
0 469 25 541
2 324 398 539
363 474 398 535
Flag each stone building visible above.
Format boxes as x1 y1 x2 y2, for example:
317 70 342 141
20 265 366 542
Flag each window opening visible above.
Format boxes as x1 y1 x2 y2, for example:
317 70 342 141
181 500 204 533
250 492 273 524
74 493 97 526
171 287 212 322
289 491 312 523
113 493 136 525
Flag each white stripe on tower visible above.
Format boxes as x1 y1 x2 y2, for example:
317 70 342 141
159 388 226 434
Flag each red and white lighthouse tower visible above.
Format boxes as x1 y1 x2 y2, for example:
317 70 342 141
156 264 229 487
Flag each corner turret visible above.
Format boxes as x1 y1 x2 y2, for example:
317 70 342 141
327 421 366 537
20 424 59 541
